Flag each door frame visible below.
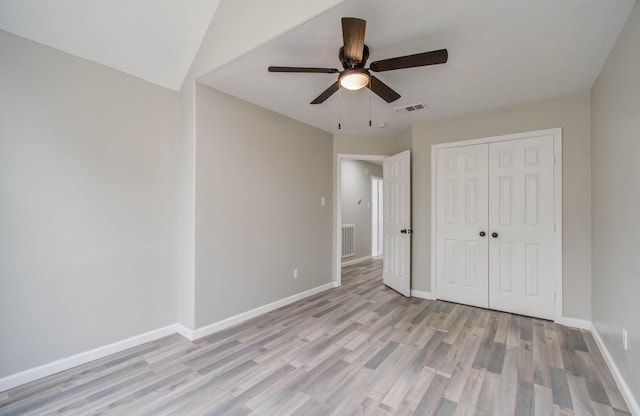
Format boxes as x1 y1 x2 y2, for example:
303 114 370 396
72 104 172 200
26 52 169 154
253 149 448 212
334 154 387 287
430 128 563 321
371 175 383 257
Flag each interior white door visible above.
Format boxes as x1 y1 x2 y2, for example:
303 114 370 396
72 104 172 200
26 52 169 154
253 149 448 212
488 136 556 319
383 150 411 297
435 144 490 308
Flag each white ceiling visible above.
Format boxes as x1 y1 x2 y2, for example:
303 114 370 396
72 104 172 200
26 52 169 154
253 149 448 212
0 0 633 133
199 0 635 136
0 0 221 91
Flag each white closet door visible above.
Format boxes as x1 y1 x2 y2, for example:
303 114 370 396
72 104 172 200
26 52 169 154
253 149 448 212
436 144 489 308
488 136 556 319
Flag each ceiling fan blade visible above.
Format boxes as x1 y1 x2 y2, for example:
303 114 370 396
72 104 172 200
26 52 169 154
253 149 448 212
369 49 448 72
342 17 366 62
269 66 339 74
311 81 340 104
367 76 401 103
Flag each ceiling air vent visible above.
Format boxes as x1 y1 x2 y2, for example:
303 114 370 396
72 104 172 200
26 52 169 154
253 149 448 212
394 103 427 113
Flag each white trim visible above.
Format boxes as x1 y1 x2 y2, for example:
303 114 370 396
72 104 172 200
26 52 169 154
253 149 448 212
555 316 592 330
0 324 176 392
430 128 563 322
430 128 562 150
371 175 383 257
341 256 372 267
175 323 193 339
410 290 435 300
335 154 387 288
183 282 335 341
0 281 337 392
591 323 640 415
430 143 438 301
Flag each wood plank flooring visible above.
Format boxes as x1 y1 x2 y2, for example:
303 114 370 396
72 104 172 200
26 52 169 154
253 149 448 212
0 259 630 415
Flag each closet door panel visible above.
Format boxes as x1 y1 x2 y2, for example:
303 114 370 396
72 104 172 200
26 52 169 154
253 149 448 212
488 136 555 319
436 144 489 308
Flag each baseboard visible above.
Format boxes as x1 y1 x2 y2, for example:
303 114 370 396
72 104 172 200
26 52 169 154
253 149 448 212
341 256 371 267
0 324 177 393
410 289 435 300
591 323 640 415
175 323 193 339
555 316 592 330
0 282 338 392
183 282 336 341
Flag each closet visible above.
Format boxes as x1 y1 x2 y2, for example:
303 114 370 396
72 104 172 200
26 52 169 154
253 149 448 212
432 129 561 320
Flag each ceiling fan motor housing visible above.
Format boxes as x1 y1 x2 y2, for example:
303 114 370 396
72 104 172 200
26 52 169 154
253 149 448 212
339 45 369 69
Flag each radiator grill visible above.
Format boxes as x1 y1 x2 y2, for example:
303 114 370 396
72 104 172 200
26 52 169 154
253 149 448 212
341 224 355 258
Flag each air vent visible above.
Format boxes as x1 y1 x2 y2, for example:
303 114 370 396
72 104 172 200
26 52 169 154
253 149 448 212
394 103 427 113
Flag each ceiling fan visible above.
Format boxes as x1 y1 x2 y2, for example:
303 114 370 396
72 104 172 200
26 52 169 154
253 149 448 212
268 17 448 105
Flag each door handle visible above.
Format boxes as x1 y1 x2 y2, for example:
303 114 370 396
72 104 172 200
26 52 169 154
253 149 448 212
479 231 486 237
491 232 499 238
400 229 413 234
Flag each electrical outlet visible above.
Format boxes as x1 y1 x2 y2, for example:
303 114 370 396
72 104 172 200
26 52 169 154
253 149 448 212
293 268 299 279
622 328 629 350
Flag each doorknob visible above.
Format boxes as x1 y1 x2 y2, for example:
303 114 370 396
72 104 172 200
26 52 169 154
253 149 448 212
479 231 486 237
400 229 413 234
491 232 499 238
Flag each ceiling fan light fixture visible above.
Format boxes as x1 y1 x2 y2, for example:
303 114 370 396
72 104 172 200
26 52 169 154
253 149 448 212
339 69 370 90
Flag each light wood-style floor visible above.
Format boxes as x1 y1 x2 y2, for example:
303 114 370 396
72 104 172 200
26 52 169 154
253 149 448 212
0 259 630 415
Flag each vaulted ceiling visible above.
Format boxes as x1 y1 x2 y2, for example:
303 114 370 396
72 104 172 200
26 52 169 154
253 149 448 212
0 0 221 90
0 0 634 136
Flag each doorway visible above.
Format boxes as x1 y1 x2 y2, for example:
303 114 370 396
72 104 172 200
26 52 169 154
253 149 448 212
334 151 412 298
334 154 386 287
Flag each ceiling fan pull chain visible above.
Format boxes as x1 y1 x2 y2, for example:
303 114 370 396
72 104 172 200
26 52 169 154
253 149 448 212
369 85 372 127
338 87 342 130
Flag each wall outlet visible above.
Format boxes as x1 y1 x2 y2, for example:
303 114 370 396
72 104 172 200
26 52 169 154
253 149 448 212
293 268 299 279
622 328 628 350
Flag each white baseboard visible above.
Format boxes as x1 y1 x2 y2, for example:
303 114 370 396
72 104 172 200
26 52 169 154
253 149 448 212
0 282 338 393
341 256 371 267
591 323 640 415
555 316 592 330
175 323 193 339
410 289 434 300
180 282 336 341
0 324 177 393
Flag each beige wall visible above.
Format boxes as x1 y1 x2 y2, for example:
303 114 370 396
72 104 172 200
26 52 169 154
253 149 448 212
194 84 333 326
591 2 640 404
333 133 396 156
177 0 347 329
0 31 180 377
411 92 592 321
340 160 383 262
391 127 413 154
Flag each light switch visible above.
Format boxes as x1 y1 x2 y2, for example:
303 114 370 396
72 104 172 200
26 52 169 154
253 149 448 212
321 197 326 206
